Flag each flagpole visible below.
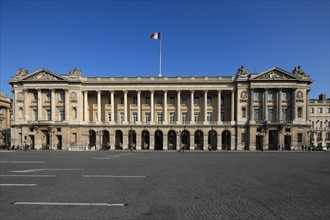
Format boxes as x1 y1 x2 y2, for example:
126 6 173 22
159 32 162 77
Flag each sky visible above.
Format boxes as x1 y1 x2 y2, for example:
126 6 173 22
1 0 329 99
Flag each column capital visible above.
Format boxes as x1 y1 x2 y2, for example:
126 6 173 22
137 90 141 93
217 89 222 93
150 90 154 93
97 90 101 94
190 90 194 93
163 90 168 93
123 90 128 93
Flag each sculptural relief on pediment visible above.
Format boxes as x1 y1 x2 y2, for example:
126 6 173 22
24 71 63 81
255 71 293 80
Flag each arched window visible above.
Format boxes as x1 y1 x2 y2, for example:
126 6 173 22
242 107 246 118
297 107 303 118
72 107 77 119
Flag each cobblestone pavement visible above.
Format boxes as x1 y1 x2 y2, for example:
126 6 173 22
0 151 329 220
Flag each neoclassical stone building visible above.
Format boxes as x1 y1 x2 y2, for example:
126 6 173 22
308 94 330 150
9 66 313 151
0 93 11 148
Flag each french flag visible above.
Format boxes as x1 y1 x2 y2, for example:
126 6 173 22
151 32 161 40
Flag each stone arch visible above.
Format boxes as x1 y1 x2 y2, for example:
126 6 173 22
115 130 123 150
208 129 218 150
141 130 150 150
155 130 163 150
89 130 96 148
181 129 190 150
222 130 231 150
168 130 177 150
102 130 110 150
194 130 204 150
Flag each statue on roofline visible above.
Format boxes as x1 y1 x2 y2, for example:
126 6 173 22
236 65 249 79
69 67 82 78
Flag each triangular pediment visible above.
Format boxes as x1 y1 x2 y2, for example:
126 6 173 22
22 69 66 81
252 67 298 80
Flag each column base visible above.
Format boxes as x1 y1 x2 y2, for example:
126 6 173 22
217 121 223 125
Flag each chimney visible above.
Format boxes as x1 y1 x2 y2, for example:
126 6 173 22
318 93 326 101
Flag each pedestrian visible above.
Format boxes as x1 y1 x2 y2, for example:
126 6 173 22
208 145 212 151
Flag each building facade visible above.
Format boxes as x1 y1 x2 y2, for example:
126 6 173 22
308 94 330 150
9 66 313 151
0 93 11 148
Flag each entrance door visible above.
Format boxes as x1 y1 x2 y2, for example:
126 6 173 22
284 135 292 150
141 130 150 150
89 130 96 148
222 130 231 150
57 135 62 150
155 130 163 150
256 135 263 151
268 130 279 150
168 130 176 150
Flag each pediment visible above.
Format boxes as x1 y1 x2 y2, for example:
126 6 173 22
252 67 298 80
22 69 66 81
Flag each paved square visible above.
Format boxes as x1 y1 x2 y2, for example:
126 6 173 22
1 151 329 220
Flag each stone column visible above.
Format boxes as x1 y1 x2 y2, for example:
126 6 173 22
204 90 208 123
264 89 268 121
217 132 222 150
231 90 235 123
190 134 194 150
110 90 115 123
150 90 154 124
292 89 296 121
150 133 155 150
278 89 282 121
190 90 195 124
23 90 29 121
65 89 69 121
137 90 141 123
97 90 101 122
37 89 42 120
176 132 181 150
217 90 222 124
163 90 168 124
84 91 88 122
250 89 254 122
177 90 181 124
51 89 55 122
124 90 128 123
136 131 141 150
163 133 168 150
203 133 208 150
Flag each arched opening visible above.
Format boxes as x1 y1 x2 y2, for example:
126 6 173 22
115 130 123 150
168 130 177 150
89 130 96 148
128 129 136 150
194 130 204 150
208 129 217 150
222 130 231 150
141 130 150 150
72 107 77 119
102 130 110 150
181 129 190 150
256 135 263 151
18 108 23 119
155 130 163 150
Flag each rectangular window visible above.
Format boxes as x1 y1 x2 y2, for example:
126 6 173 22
169 97 175 105
145 97 151 105
157 97 163 105
157 113 163 122
120 112 125 122
169 112 175 123
268 109 273 121
133 97 137 105
254 92 260 101
221 97 224 105
46 92 51 101
282 109 288 121
207 97 212 105
33 92 38 101
194 112 200 122
241 133 246 143
320 121 323 128
268 92 274 101
207 112 212 122
108 112 111 122
317 132 322 141
311 121 315 128
120 97 124 104
181 97 188 105
281 91 287 101
327 108 330 114
145 112 150 122
254 109 260 121
33 109 38 121
46 109 51 121
318 108 323 113
72 133 77 143
221 112 225 121
133 112 138 122
326 133 330 141
59 109 65 121
182 112 187 123
194 96 200 105
59 92 65 101
310 108 314 113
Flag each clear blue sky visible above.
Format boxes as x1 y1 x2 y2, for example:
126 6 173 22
1 0 329 99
